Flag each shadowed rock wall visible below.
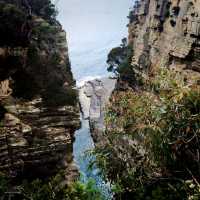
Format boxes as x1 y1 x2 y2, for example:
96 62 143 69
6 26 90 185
0 0 80 182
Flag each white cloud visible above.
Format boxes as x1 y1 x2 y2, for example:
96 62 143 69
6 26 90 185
57 0 133 81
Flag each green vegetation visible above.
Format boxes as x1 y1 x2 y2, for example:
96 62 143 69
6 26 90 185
0 172 104 200
127 10 137 24
3 0 57 22
28 0 58 22
0 2 27 46
43 84 78 106
94 68 200 199
0 0 75 106
107 38 135 86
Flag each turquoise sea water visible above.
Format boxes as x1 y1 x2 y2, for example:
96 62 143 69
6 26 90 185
73 117 112 199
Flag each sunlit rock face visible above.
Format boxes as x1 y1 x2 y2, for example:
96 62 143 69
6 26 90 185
79 78 116 143
79 78 116 120
128 0 200 82
0 0 80 181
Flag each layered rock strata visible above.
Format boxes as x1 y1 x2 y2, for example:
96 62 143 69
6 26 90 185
129 0 200 82
0 0 80 181
0 98 79 179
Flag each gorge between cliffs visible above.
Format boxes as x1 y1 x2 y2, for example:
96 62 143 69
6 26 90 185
1 0 200 200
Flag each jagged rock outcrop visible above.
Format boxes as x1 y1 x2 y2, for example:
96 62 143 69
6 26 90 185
128 0 200 82
0 0 80 181
79 78 116 143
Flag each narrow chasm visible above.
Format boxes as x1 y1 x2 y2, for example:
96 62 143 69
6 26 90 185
73 78 116 199
4 0 200 199
73 117 112 199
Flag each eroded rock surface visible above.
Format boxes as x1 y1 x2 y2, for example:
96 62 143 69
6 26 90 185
129 0 200 82
0 0 80 182
79 78 116 143
0 98 80 179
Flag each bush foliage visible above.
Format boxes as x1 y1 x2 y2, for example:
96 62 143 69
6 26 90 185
0 172 104 200
107 38 135 86
0 2 27 46
94 68 200 199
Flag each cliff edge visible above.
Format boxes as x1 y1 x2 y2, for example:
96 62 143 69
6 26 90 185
129 0 200 82
94 1 200 199
0 0 80 181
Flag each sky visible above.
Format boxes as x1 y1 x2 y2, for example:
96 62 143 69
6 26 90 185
57 0 133 82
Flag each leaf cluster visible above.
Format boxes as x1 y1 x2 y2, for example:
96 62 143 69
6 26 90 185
95 68 200 199
0 172 104 200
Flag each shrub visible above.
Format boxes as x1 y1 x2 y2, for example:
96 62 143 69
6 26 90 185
0 172 104 200
107 38 135 86
12 69 40 100
0 2 27 46
0 173 9 197
94 68 200 199
1 0 58 22
29 0 58 22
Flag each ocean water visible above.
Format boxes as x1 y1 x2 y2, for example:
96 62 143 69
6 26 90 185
73 118 113 199
56 1 133 198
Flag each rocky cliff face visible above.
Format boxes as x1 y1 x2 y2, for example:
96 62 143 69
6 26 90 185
0 0 79 181
93 1 200 198
129 0 200 82
79 78 116 143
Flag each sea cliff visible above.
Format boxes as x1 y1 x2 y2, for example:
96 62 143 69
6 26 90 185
0 0 80 182
92 1 200 199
